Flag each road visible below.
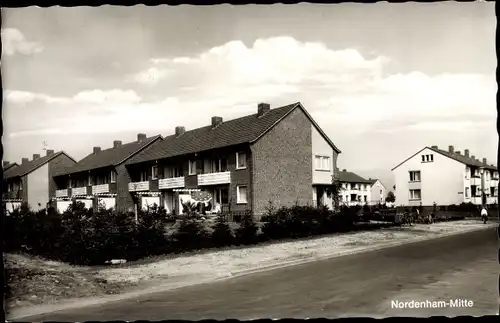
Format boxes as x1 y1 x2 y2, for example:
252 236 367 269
11 227 499 320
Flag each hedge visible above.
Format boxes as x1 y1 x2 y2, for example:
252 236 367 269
4 201 398 266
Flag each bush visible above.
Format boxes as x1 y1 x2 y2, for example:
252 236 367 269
211 212 234 247
235 210 259 245
171 201 209 252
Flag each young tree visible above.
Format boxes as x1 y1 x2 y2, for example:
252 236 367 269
325 175 344 209
385 191 395 203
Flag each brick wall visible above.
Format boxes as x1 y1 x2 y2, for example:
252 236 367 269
251 107 313 216
48 153 77 200
226 146 252 212
115 164 134 212
21 175 29 202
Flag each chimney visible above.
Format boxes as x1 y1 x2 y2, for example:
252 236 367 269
448 145 454 153
22 158 29 165
32 154 40 160
455 151 461 155
342 169 347 172
46 149 54 156
431 145 438 149
471 155 475 160
211 116 223 128
483 158 487 164
93 146 101 154
137 133 147 142
257 103 271 117
3 161 10 167
175 126 185 137
464 149 469 158
113 140 122 148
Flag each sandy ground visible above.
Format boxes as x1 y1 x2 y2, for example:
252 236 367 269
4 219 497 316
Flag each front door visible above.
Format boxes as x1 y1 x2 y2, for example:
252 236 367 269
316 187 325 207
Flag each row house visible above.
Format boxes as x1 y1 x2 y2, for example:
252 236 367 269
2 150 76 213
391 145 498 207
124 102 341 217
337 170 372 206
52 134 162 213
368 178 387 206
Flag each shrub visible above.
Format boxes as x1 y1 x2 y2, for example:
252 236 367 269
260 201 285 241
171 201 209 252
210 212 234 247
235 210 259 245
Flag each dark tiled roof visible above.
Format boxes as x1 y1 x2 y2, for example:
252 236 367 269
338 171 372 184
3 163 18 171
58 135 161 176
428 147 497 170
367 178 378 185
4 152 74 179
126 103 306 165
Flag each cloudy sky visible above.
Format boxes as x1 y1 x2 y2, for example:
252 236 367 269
2 2 496 189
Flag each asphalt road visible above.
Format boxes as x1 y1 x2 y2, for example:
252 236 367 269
12 227 499 321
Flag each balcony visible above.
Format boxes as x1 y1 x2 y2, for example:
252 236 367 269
92 184 110 195
159 177 185 190
71 186 87 196
198 171 231 186
129 181 150 192
471 177 481 186
56 189 69 198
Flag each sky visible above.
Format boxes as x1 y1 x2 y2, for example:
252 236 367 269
1 2 497 190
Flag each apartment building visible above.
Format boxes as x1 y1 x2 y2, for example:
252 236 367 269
391 145 498 207
368 178 386 205
337 170 372 206
124 102 341 216
52 134 162 213
2 150 76 213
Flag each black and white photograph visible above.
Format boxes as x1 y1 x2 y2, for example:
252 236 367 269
1 1 498 321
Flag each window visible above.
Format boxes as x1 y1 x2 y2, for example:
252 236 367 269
409 189 421 200
167 165 183 178
363 196 367 202
212 158 228 173
151 165 158 180
465 187 470 198
425 155 429 162
380 189 382 195
237 185 248 204
188 160 197 175
465 167 470 179
88 174 93 186
430 154 433 162
236 152 247 169
19 181 23 191
110 170 117 183
409 171 421 182
68 179 72 188
347 183 351 190
314 155 330 171
421 155 425 162
490 187 495 196
7 183 11 192
140 171 148 182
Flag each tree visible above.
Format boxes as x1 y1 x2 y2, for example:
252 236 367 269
385 191 395 203
325 175 344 209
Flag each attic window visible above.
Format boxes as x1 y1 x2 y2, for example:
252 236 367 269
421 154 434 163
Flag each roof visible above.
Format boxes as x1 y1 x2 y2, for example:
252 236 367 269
338 170 372 184
4 152 76 180
391 146 497 171
3 162 18 171
58 135 162 176
367 178 378 185
126 102 341 166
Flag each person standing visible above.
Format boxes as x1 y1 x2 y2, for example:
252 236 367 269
481 205 488 224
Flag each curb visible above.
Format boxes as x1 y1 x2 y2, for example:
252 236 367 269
7 223 497 320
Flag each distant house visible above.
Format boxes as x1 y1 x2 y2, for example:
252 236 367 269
337 169 372 206
52 134 162 213
391 144 498 207
2 150 77 213
368 178 386 206
124 102 341 216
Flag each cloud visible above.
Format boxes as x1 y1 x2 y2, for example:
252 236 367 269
4 36 496 162
1 28 43 56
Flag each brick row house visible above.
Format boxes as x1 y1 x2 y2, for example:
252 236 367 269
392 145 498 207
124 102 341 217
337 170 372 206
52 134 162 213
2 150 76 213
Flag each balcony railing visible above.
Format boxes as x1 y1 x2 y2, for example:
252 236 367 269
470 177 481 185
159 176 185 190
92 184 110 194
129 181 150 192
198 171 231 186
72 186 87 196
56 189 69 198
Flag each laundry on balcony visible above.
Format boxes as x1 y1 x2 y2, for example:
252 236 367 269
173 188 201 192
72 195 93 199
135 191 161 196
94 193 117 197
